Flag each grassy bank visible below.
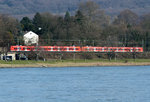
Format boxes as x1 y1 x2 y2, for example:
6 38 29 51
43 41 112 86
0 59 150 68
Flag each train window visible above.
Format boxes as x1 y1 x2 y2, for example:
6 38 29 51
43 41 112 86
125 49 130 51
69 48 74 50
14 48 21 50
97 48 102 51
60 48 67 50
53 48 58 50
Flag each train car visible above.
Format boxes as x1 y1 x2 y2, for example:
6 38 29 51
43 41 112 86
82 46 143 52
10 46 81 52
10 46 35 51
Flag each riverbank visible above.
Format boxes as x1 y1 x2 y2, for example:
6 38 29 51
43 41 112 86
0 59 150 68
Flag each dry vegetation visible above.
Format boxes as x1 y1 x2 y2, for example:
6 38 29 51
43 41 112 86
0 59 150 68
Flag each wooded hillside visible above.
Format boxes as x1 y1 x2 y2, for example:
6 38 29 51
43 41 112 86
0 0 149 17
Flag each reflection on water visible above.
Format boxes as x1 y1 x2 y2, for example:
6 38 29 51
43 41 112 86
0 66 150 102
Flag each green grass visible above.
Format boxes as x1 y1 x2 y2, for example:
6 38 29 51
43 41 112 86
0 59 150 65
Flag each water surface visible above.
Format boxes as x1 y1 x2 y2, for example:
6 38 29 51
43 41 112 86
0 66 150 102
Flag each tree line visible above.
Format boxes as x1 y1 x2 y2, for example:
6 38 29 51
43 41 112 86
0 1 150 51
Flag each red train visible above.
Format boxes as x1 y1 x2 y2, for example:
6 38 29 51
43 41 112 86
10 46 143 52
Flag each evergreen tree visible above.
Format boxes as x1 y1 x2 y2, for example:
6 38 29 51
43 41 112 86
20 17 34 31
75 10 85 25
64 11 71 22
33 12 43 35
64 11 71 40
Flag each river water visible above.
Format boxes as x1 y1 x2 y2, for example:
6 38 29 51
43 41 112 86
0 66 150 102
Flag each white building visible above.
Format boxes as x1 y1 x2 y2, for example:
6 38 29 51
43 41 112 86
23 31 39 45
1 52 16 61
